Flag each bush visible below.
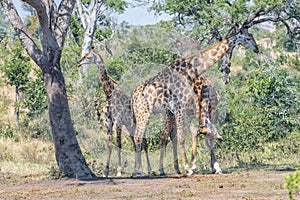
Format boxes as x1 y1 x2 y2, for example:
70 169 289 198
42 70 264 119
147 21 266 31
285 164 300 200
221 64 300 161
0 124 19 141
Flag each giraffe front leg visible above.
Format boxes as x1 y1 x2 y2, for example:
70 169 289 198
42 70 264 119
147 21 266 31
175 111 193 176
191 131 198 172
116 126 122 177
206 138 222 174
188 121 199 172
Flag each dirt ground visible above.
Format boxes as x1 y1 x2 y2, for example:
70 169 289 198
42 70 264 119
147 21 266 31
0 168 295 200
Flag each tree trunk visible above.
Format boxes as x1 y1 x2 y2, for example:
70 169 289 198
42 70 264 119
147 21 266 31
1 0 96 180
44 62 96 179
76 0 99 84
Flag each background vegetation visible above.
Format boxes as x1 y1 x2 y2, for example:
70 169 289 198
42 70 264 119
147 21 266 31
0 2 299 196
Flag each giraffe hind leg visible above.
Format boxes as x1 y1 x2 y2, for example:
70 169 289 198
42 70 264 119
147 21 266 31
103 108 113 177
116 126 122 177
132 125 147 177
159 111 174 176
170 124 181 174
142 137 154 176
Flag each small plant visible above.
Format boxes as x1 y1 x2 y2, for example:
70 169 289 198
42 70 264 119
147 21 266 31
0 124 19 141
285 164 300 200
48 166 67 180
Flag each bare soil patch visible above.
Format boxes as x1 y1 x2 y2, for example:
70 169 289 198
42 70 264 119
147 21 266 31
0 168 293 200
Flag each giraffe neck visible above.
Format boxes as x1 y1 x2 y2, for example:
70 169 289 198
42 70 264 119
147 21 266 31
194 39 230 73
96 58 118 98
169 39 231 83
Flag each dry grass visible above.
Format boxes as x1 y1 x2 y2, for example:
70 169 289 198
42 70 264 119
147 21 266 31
0 137 55 184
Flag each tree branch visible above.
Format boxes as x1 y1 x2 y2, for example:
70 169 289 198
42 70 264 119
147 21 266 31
55 0 76 48
0 0 44 67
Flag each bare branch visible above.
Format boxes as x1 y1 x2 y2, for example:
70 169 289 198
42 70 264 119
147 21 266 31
55 0 76 47
76 0 89 29
243 8 266 28
1 0 44 66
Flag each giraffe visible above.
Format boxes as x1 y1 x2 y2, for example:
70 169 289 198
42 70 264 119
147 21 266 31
131 26 259 176
159 75 223 175
77 47 153 177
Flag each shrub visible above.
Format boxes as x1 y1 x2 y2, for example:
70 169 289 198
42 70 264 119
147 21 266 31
0 124 19 141
285 164 300 200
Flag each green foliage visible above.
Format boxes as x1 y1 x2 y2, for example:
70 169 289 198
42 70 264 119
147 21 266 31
0 124 13 138
276 54 300 72
48 166 67 180
285 164 300 200
0 123 19 141
120 25 180 65
21 68 48 117
246 67 299 140
0 38 47 118
222 64 300 159
0 39 31 91
124 47 179 65
94 28 113 42
276 33 298 52
150 0 298 45
19 111 51 140
70 0 127 45
106 58 129 81
70 15 84 45
104 0 127 13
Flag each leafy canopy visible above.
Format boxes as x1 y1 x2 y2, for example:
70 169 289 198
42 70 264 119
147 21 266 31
150 0 299 44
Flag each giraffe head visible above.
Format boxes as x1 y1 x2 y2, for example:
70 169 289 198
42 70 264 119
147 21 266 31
227 26 259 53
198 118 223 142
77 47 104 67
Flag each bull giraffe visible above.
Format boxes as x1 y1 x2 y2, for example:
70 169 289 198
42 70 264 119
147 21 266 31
131 26 258 176
77 47 153 177
159 75 223 175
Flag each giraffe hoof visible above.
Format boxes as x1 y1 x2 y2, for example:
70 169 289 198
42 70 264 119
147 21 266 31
149 171 156 176
176 170 182 175
103 168 109 178
214 170 223 175
159 169 166 176
213 163 222 174
187 169 194 176
131 171 146 178
191 165 198 172
116 172 122 177
116 167 122 177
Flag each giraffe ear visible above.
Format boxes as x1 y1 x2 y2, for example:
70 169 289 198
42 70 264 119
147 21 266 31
204 118 210 127
226 25 239 38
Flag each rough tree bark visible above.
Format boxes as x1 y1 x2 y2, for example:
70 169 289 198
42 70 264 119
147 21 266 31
0 0 96 179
